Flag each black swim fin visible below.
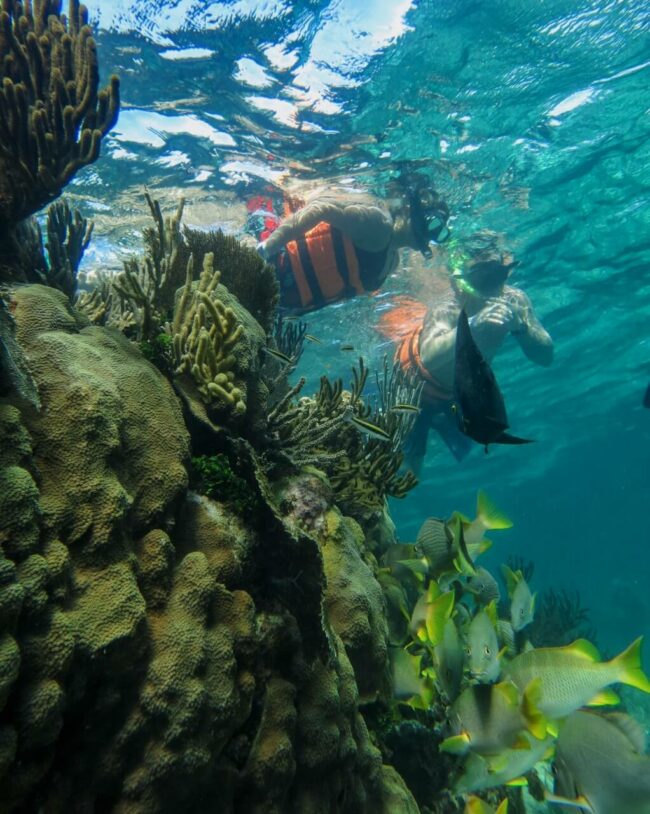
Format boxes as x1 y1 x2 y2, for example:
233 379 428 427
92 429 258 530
644 382 650 408
497 432 535 445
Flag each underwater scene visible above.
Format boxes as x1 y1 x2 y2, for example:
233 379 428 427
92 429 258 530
0 0 649 811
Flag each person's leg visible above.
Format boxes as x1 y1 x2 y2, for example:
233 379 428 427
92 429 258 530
403 405 433 476
429 402 473 462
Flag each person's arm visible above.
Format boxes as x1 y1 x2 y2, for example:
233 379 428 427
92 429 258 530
263 199 393 255
507 289 554 366
419 299 516 373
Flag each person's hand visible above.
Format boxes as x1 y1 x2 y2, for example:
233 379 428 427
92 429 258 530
470 301 523 335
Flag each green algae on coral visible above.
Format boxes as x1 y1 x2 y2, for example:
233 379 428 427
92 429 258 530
192 453 258 515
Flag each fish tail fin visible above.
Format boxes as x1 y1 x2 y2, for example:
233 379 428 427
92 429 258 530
465 798 507 814
375 295 428 343
612 636 650 693
500 563 519 597
476 489 513 530
425 590 455 646
439 732 470 755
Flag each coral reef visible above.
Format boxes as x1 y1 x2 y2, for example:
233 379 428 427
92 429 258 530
44 198 93 300
272 466 332 538
172 253 246 416
0 0 119 277
110 195 187 341
267 358 420 519
320 508 389 703
183 225 279 334
2 198 93 296
0 0 430 809
0 283 417 812
191 453 258 515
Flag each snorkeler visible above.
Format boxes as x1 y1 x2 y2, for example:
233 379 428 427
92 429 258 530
379 232 553 468
256 176 450 313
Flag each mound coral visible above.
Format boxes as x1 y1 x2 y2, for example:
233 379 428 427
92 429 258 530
0 283 417 812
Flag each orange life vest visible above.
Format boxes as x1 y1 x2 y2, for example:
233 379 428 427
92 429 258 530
284 222 370 310
396 326 453 404
377 295 453 405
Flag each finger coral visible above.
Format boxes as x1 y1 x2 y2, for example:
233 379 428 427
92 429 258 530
172 252 246 416
183 225 279 334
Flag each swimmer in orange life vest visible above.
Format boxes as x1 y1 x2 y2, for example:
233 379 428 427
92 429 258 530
382 232 553 467
258 178 450 313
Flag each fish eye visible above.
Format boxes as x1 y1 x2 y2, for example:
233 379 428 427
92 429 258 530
484 645 491 656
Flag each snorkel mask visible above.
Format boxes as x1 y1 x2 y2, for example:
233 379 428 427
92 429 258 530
408 185 451 258
449 241 516 298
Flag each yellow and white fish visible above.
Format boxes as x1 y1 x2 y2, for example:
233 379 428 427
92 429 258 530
441 679 546 756
501 564 535 632
434 616 464 703
449 489 512 560
408 580 455 647
466 603 501 683
465 797 508 814
454 732 555 794
546 709 650 814
466 566 501 606
504 636 650 720
414 514 475 577
390 647 433 705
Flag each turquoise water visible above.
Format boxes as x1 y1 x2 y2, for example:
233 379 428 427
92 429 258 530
83 0 650 657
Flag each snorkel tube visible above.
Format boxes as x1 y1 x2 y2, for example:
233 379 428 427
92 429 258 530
449 239 515 298
449 241 479 296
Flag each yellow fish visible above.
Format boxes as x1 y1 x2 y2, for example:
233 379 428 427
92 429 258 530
547 710 650 814
441 680 546 756
504 636 650 720
501 564 535 632
408 581 455 646
455 732 555 794
434 616 463 702
465 797 508 814
450 489 512 557
415 514 475 577
390 647 432 704
466 603 501 683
